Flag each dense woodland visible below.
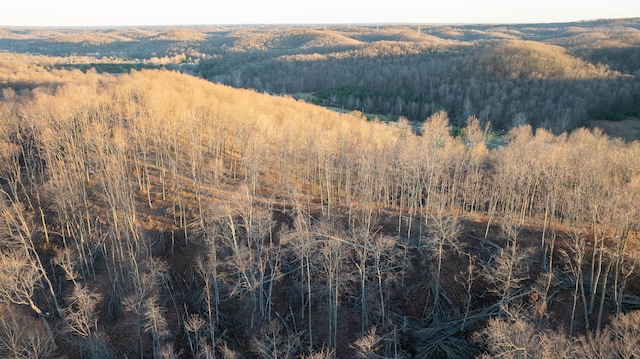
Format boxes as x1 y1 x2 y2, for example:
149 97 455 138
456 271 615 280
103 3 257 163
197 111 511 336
2 19 640 130
0 20 639 359
0 55 639 358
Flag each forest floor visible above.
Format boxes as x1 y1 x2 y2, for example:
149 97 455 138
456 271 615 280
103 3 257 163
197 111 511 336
589 117 640 142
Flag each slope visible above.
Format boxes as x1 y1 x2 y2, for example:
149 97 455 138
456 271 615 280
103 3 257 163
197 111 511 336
0 65 638 358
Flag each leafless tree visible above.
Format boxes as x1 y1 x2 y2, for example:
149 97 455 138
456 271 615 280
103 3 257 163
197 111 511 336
476 316 541 359
0 249 57 350
352 327 383 359
482 216 531 314
425 211 461 311
0 305 56 359
62 285 111 358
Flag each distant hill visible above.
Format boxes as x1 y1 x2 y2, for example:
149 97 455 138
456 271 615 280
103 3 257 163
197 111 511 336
1 18 640 130
475 40 614 80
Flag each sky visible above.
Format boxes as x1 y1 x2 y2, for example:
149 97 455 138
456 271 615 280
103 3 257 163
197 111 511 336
2 0 639 27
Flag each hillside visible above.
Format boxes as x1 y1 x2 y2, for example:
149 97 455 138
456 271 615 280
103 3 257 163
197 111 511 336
2 19 640 131
475 40 614 80
0 63 639 358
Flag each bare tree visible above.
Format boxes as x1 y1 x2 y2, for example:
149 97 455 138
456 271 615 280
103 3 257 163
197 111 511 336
607 310 640 358
289 203 316 348
0 249 57 350
317 220 345 351
560 192 591 334
143 297 170 359
482 216 531 314
250 320 302 359
425 211 461 311
352 327 383 359
0 196 60 314
62 285 111 358
457 253 477 331
0 305 56 359
476 316 541 359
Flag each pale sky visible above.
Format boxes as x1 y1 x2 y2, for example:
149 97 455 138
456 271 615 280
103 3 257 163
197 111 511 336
2 0 639 27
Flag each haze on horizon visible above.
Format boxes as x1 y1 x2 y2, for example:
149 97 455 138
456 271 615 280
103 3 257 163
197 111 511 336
2 0 640 27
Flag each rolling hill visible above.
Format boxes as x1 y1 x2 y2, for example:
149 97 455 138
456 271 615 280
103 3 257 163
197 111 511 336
2 19 640 130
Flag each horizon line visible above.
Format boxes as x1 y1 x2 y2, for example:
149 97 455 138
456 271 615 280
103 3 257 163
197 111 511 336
1 17 638 29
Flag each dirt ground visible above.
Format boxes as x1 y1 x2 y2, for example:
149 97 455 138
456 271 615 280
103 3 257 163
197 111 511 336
589 117 640 142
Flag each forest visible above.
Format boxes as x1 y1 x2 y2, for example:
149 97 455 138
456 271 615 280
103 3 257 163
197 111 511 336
2 18 640 130
0 19 639 359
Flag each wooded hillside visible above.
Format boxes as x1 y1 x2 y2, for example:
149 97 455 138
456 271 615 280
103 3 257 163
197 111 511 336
0 60 639 358
2 18 640 130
